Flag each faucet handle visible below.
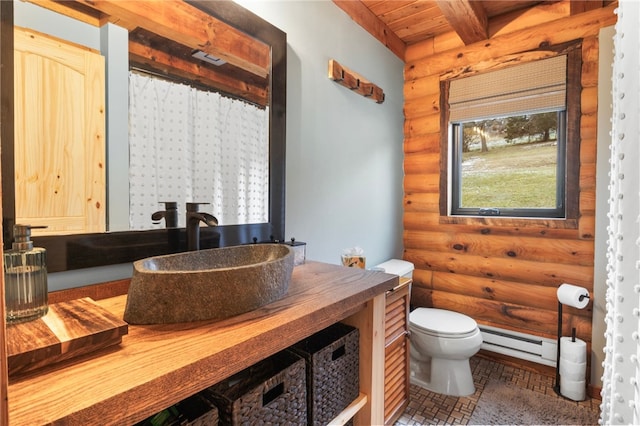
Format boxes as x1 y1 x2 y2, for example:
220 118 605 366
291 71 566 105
152 201 179 227
186 202 211 212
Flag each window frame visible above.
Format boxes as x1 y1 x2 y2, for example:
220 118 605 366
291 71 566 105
450 110 567 218
439 41 582 226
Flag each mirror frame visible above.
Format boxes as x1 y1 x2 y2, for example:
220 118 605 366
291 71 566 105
1 0 286 273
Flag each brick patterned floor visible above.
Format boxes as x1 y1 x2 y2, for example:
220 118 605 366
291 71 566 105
395 356 600 425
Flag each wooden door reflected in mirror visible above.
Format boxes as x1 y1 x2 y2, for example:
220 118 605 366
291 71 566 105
14 26 106 236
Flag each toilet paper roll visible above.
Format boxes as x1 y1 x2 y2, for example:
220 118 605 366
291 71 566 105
560 376 586 401
559 357 587 381
557 284 590 309
560 336 587 363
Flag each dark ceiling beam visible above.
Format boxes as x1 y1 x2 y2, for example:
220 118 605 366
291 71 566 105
570 1 605 15
435 0 489 45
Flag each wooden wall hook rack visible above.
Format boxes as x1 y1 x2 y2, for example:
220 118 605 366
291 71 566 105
328 59 385 104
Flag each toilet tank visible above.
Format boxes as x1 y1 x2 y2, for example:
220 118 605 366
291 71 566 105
373 259 414 279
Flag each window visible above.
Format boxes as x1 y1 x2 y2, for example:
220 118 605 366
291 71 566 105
444 52 580 220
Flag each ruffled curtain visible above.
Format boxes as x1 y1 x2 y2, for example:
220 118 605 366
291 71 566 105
128 72 269 229
600 2 640 424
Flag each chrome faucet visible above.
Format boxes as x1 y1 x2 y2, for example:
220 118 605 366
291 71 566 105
186 202 218 251
151 201 179 228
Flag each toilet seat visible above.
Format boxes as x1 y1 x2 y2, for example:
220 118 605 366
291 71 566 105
410 308 478 338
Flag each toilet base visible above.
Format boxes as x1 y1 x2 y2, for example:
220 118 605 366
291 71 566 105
410 356 476 397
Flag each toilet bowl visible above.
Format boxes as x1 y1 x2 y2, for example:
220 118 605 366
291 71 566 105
409 308 482 396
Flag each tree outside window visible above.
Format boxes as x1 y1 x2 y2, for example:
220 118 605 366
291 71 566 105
452 111 565 216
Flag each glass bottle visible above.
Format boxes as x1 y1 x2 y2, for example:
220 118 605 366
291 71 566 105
4 224 48 323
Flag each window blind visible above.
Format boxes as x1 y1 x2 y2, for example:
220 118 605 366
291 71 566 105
449 55 567 122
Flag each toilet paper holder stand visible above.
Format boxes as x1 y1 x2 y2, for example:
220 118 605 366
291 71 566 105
553 291 590 398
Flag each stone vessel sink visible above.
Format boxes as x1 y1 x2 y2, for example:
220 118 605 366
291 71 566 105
123 244 294 324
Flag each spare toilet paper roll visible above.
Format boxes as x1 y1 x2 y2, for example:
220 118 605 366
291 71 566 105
557 283 590 309
560 336 587 363
559 357 587 381
560 376 586 401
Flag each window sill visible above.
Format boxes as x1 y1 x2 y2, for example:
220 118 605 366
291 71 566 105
439 215 578 229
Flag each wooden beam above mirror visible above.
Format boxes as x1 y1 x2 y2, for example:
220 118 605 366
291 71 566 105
128 29 269 107
26 0 271 79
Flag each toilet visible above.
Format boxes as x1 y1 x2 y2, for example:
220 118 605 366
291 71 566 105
373 260 482 396
409 308 482 396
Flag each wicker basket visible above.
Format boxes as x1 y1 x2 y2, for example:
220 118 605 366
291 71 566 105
204 350 307 425
135 393 218 426
175 393 219 426
289 323 360 426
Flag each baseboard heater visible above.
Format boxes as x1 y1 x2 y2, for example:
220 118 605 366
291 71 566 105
479 325 557 367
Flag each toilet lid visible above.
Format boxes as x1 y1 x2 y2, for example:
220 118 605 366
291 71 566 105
410 308 478 336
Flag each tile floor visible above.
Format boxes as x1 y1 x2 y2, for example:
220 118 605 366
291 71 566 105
394 356 600 425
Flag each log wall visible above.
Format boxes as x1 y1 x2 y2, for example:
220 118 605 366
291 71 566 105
403 1 617 379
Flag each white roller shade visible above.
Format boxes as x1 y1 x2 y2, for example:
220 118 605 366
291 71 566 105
449 55 567 122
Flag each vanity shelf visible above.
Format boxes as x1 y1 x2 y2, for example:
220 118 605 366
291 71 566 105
7 261 397 425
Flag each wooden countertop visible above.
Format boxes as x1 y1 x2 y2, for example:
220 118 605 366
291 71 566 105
7 262 397 425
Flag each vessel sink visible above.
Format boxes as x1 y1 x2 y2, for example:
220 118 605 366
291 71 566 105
123 244 294 324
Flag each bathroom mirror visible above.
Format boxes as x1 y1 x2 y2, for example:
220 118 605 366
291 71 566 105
1 0 287 272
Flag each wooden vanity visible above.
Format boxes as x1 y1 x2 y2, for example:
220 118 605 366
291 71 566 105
6 262 398 425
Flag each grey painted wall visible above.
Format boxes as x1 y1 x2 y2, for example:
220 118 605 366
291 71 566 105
237 1 405 267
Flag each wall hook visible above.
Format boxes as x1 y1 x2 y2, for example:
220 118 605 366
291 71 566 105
328 59 385 103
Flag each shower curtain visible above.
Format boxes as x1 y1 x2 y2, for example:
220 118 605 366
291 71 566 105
128 71 269 229
600 1 640 424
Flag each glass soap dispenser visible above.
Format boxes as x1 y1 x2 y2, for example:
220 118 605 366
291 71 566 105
4 224 48 323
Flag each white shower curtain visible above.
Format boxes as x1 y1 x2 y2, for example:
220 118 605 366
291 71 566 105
128 71 269 229
600 2 640 424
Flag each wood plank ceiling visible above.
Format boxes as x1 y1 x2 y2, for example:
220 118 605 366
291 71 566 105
333 0 610 61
